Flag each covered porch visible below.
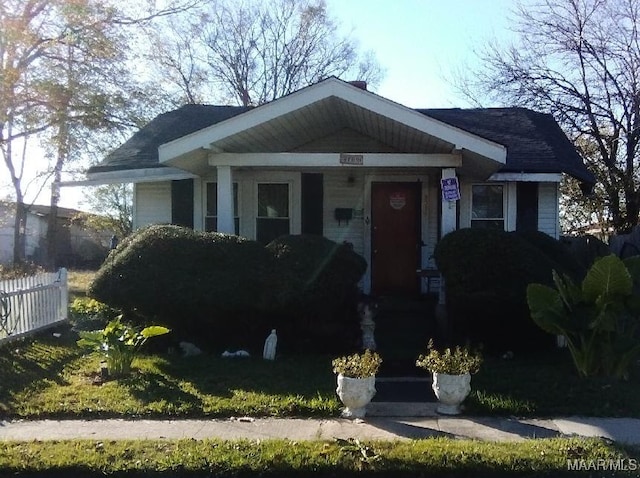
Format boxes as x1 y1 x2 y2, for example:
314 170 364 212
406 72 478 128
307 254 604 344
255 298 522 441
155 78 506 295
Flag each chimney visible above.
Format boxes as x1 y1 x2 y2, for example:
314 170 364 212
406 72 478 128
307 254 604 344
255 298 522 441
348 80 367 91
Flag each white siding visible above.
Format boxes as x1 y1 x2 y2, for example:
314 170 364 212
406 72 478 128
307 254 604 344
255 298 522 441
323 171 366 256
538 182 560 238
423 177 440 264
294 128 395 153
134 181 171 229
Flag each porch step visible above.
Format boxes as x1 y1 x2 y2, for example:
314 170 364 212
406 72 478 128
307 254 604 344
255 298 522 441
367 401 438 417
373 377 435 403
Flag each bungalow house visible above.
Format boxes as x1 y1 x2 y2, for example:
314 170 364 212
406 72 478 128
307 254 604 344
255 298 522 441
78 77 594 296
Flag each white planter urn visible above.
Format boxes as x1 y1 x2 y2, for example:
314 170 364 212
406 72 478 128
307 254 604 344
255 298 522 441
431 372 471 415
336 374 376 418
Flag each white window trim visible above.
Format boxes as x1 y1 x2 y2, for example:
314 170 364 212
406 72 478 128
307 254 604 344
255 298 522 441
470 183 507 230
247 171 301 240
255 181 292 242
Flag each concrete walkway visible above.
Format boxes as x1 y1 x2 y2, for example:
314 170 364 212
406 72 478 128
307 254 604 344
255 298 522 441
2 415 639 444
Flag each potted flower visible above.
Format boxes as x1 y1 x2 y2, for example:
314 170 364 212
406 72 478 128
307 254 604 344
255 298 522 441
415 339 482 415
332 350 382 418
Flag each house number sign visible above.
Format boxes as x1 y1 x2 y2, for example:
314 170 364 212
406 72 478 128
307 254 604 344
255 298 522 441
339 153 364 165
389 192 406 210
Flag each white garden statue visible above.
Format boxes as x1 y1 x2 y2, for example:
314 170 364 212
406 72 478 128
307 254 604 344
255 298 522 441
358 298 377 351
263 329 277 360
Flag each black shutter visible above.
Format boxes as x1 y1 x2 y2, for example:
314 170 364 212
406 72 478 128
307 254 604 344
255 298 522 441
171 179 194 228
516 182 538 232
301 173 323 235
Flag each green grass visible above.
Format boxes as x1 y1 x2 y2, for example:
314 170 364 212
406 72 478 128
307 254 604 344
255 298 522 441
0 437 637 477
2 325 640 419
467 350 640 417
0 325 340 419
67 269 96 301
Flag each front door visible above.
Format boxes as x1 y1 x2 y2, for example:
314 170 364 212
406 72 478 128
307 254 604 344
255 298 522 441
371 182 421 296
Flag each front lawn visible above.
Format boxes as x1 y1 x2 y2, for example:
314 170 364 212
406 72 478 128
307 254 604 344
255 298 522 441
0 325 339 419
1 325 640 419
0 437 637 477
468 350 640 417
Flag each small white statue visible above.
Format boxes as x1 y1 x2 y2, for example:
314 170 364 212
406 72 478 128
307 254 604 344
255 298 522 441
358 298 377 351
263 329 277 360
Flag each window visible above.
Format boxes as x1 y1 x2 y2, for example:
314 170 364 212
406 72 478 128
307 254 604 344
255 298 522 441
471 184 504 229
205 182 239 234
256 183 289 244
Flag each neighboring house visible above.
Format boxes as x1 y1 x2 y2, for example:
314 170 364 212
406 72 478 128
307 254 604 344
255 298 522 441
80 77 594 296
0 202 113 268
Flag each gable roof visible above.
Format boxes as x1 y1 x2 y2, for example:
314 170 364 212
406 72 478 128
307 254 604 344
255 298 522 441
88 86 594 185
157 78 506 168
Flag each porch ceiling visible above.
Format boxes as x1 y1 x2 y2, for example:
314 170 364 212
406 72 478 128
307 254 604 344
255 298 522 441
209 96 454 154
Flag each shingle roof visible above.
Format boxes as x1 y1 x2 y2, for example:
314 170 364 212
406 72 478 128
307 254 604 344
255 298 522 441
420 107 595 184
88 104 251 173
88 103 594 185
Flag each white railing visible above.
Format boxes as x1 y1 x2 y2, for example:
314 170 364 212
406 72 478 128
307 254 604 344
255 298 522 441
0 268 68 345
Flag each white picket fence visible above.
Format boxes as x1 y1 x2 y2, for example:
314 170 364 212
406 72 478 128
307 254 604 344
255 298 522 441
0 268 68 345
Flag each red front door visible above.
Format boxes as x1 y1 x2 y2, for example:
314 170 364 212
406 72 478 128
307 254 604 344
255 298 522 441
371 182 421 296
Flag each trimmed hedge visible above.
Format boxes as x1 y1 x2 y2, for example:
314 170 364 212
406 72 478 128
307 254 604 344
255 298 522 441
266 235 367 311
90 225 272 346
89 226 366 354
266 235 367 353
433 228 571 353
517 230 586 281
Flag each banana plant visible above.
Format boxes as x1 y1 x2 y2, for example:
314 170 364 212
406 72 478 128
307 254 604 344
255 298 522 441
527 254 640 379
77 316 170 378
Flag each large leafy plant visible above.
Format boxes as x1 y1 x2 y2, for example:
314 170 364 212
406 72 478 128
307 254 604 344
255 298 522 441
527 254 640 379
77 317 170 378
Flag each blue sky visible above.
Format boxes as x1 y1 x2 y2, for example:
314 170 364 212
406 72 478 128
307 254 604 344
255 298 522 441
15 0 521 209
326 0 517 107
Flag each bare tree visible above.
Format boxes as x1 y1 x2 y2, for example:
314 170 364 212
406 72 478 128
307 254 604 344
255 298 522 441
0 0 63 264
457 0 640 234
0 0 197 265
147 0 384 107
143 16 210 107
76 183 133 239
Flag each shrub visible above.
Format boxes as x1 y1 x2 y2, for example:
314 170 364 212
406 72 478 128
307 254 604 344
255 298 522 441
516 230 585 281
434 228 559 352
68 297 118 331
265 235 367 353
332 350 382 378
0 262 44 280
415 339 482 375
89 225 271 345
266 235 367 311
560 234 610 270
90 228 367 354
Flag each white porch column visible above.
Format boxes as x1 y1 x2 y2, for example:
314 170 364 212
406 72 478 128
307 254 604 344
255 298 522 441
216 165 235 234
441 168 458 238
